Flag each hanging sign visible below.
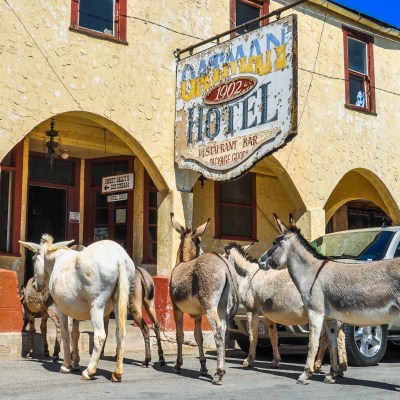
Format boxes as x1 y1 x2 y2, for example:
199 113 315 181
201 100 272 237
102 173 134 194
107 193 128 202
175 15 297 180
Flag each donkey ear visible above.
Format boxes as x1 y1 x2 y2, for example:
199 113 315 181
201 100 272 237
243 242 254 251
273 214 288 234
19 240 40 253
288 213 296 228
170 212 185 235
193 218 210 238
54 239 75 247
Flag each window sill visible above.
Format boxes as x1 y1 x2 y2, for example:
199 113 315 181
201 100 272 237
0 252 21 257
215 235 258 242
69 26 128 46
345 104 377 116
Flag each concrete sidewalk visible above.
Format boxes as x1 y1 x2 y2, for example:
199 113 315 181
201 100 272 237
0 318 217 360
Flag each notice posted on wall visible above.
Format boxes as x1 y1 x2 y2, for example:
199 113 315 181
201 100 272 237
69 212 80 223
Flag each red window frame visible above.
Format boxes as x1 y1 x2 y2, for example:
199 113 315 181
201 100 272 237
230 0 270 34
143 171 158 264
70 0 127 44
214 172 257 241
343 26 376 114
0 141 23 255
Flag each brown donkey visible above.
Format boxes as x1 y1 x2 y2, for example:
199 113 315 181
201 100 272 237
103 266 165 367
170 213 239 385
21 277 61 361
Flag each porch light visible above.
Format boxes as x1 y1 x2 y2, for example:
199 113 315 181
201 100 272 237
43 118 69 168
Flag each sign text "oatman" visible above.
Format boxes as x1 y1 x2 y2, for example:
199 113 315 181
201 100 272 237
175 15 297 180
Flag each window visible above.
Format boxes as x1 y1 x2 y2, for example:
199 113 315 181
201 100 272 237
343 27 375 113
215 173 256 240
143 172 158 263
0 143 23 254
70 0 127 44
230 0 269 35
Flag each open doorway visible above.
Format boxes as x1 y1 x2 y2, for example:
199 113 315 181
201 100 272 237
25 186 67 282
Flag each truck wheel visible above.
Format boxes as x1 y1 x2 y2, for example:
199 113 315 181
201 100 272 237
236 339 272 356
343 323 387 366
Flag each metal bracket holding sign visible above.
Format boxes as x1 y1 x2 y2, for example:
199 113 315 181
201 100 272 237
175 15 297 181
102 173 134 194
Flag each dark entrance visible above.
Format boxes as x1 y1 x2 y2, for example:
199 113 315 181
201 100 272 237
25 154 80 282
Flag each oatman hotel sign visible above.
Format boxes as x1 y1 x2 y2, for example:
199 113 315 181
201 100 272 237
175 15 297 180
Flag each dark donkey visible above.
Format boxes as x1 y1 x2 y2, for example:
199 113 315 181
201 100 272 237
261 214 400 385
169 213 239 385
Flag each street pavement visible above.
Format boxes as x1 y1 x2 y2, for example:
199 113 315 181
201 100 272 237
3 344 400 399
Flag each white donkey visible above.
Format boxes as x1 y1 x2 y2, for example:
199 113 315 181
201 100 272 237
20 235 135 382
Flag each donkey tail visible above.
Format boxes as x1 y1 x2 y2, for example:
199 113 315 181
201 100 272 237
117 260 130 337
217 254 240 320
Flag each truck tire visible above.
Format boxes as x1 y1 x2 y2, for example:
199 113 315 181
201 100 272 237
343 323 387 366
236 339 273 356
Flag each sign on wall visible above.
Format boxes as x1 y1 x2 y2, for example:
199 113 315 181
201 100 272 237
175 15 297 180
101 173 134 194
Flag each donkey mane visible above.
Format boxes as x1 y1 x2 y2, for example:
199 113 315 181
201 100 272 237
40 234 54 245
225 242 260 265
289 226 329 261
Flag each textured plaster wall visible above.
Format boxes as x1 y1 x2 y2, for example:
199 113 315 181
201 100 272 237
270 1 400 228
0 0 229 191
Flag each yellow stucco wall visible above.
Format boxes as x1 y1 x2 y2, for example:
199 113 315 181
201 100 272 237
2 0 400 274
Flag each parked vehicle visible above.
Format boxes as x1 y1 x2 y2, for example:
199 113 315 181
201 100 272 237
228 226 400 366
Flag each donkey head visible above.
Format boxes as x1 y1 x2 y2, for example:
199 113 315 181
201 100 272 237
20 234 74 291
259 213 297 270
171 212 210 264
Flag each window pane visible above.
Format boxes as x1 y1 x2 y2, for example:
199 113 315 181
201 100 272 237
221 174 252 205
149 209 157 225
95 208 108 225
349 75 366 108
236 1 260 34
221 205 252 237
147 241 157 260
348 38 367 74
79 0 114 34
114 224 127 240
149 192 157 208
29 156 74 185
0 171 13 252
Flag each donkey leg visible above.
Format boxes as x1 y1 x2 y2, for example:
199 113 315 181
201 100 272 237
111 304 126 383
25 309 35 358
132 308 151 367
101 314 110 359
337 324 348 376
82 307 106 380
243 311 258 368
193 315 208 376
267 320 281 368
70 319 81 371
145 301 165 366
205 309 226 385
323 320 340 384
314 327 328 373
298 311 324 385
59 312 73 374
173 305 184 373
48 307 61 361
40 312 50 357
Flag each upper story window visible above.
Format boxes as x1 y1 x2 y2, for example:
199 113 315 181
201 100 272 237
230 0 270 35
215 173 256 241
70 0 127 44
343 27 375 113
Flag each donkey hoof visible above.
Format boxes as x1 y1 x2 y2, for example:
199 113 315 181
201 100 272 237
52 355 59 363
81 369 94 380
324 375 336 384
212 375 223 385
173 365 181 374
71 364 81 372
270 360 281 369
141 361 149 368
111 373 122 382
159 359 166 367
60 365 71 374
297 372 310 385
242 359 252 368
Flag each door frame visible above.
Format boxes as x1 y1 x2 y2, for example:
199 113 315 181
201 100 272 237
84 155 134 256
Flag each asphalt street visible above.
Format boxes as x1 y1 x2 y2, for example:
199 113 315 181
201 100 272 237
3 344 400 400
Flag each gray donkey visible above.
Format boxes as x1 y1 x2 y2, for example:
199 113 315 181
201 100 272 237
261 214 400 385
169 213 239 385
224 242 347 374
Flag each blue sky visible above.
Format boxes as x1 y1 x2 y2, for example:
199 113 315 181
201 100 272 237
331 0 400 29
